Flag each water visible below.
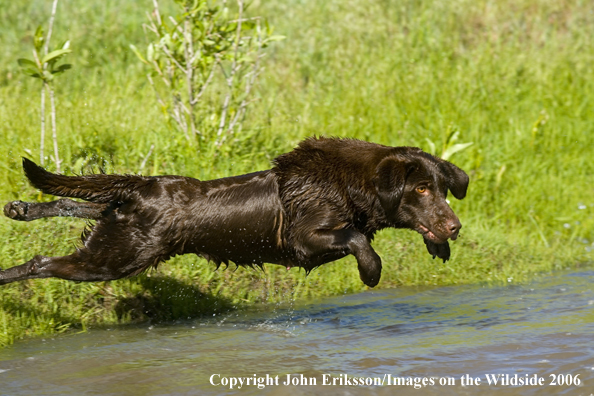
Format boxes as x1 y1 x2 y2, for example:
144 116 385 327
1 270 594 395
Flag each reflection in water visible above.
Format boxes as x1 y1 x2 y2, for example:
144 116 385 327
1 270 593 395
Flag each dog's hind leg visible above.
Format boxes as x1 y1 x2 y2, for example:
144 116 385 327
4 199 108 221
0 252 124 285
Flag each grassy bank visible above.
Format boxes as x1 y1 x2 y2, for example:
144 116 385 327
0 0 593 347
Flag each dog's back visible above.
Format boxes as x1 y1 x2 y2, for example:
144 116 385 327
1 137 468 287
17 160 291 274
183 171 289 268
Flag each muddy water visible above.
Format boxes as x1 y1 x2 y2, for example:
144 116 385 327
1 270 594 395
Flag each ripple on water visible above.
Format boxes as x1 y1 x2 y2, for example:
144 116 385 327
1 270 593 395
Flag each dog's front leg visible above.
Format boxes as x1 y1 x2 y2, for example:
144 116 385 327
299 229 382 287
347 232 383 287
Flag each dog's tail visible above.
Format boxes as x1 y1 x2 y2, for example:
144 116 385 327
22 158 147 203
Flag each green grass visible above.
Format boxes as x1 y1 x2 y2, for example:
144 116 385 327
0 0 593 347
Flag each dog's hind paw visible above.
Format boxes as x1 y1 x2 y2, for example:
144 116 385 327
4 201 29 220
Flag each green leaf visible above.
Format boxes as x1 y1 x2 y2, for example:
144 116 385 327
163 34 173 49
34 25 45 53
17 58 39 70
42 70 54 81
41 48 72 64
130 44 148 64
147 43 155 62
265 35 286 42
441 142 473 161
51 64 72 74
445 129 459 145
242 21 256 30
20 68 42 79
424 138 437 156
226 22 238 33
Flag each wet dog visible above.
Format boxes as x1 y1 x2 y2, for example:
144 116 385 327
1 137 468 287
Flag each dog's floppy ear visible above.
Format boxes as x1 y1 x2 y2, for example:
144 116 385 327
437 160 469 200
374 157 409 216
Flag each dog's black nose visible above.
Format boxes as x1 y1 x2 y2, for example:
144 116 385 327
446 219 462 238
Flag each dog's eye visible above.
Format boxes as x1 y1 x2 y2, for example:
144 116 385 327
416 186 427 194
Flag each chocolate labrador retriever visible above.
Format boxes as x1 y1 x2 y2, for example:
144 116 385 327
0 137 468 287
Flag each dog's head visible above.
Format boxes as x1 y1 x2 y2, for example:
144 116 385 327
374 148 469 261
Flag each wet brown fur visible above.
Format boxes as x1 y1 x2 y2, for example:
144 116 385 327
1 137 468 287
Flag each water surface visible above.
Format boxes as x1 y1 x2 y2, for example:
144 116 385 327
1 270 593 395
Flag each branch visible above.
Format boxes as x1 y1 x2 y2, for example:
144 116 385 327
172 95 190 140
139 144 155 172
31 48 42 71
146 73 168 109
143 19 159 35
161 45 186 74
192 57 218 105
44 0 59 56
169 16 185 35
183 6 197 136
216 93 231 144
151 0 162 26
151 60 171 87
227 20 264 135
40 82 46 165
148 74 190 141
47 83 61 172
217 0 244 143
228 17 262 23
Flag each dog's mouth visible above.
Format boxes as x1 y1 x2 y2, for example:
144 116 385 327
417 224 450 244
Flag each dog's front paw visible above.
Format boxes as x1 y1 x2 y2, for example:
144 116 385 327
424 239 450 262
4 201 29 221
357 249 382 288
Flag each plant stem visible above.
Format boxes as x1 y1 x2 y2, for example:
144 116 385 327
139 144 155 172
40 83 46 165
228 19 264 135
217 0 244 146
183 7 197 138
151 0 162 26
44 0 59 56
42 0 60 170
47 84 61 173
